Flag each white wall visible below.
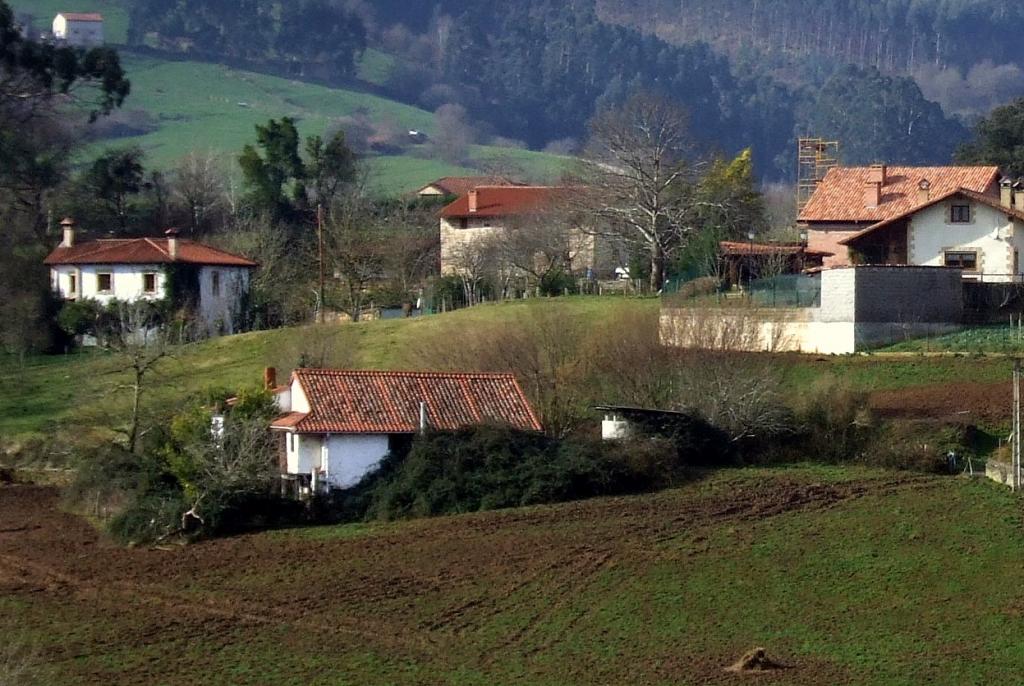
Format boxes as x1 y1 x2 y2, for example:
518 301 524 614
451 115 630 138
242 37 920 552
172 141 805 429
909 201 1024 281
290 378 310 413
283 432 389 489
51 264 166 303
287 434 322 474
324 435 390 488
196 266 250 335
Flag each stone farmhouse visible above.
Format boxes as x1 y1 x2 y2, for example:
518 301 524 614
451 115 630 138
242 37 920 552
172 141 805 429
799 164 1024 282
52 12 104 46
44 220 257 336
269 368 541 492
439 185 610 278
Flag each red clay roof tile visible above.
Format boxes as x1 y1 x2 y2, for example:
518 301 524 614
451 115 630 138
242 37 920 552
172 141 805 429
440 186 569 219
799 166 1000 224
43 238 257 267
273 369 542 434
58 12 103 21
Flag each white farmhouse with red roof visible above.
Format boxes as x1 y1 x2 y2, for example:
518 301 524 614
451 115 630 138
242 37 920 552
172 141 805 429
44 219 257 335
799 164 1024 281
52 12 103 47
269 368 541 491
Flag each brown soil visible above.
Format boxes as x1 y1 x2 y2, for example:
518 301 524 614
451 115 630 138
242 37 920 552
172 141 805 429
870 381 1012 424
0 477 924 685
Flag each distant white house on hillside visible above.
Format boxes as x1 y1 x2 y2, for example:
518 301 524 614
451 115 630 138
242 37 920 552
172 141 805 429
52 12 104 46
44 219 257 336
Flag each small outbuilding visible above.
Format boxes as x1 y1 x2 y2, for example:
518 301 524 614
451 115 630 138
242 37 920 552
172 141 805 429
269 368 542 492
52 12 104 46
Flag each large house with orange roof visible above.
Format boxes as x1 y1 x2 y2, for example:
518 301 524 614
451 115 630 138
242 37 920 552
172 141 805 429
799 164 1024 282
268 368 541 491
44 219 257 335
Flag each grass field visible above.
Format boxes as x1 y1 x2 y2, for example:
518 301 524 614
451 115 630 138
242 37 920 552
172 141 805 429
72 54 570 195
881 325 1024 354
1 297 1016 448
3 466 1024 685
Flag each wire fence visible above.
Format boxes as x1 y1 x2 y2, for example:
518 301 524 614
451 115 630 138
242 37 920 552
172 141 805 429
662 274 821 309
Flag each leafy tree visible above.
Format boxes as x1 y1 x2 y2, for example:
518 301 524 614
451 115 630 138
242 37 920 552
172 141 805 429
239 117 305 220
84 147 147 231
798 65 967 165
239 118 358 220
956 98 1024 177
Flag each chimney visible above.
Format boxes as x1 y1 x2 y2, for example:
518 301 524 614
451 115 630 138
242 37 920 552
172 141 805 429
264 367 277 390
864 181 881 209
60 217 76 248
868 163 887 186
165 227 179 259
419 401 428 434
1001 178 1014 208
1014 179 1024 212
468 189 478 214
917 178 931 204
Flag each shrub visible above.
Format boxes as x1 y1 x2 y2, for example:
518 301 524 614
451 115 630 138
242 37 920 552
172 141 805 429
361 425 686 521
863 421 971 474
790 374 873 462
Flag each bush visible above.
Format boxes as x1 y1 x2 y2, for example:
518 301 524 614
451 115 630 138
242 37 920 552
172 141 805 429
862 421 971 474
790 375 874 462
360 425 687 521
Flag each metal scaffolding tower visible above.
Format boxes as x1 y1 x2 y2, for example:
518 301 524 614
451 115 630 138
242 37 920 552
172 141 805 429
797 138 840 213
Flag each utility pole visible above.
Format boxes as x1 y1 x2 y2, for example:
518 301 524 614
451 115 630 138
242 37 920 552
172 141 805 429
317 203 325 324
1014 359 1021 491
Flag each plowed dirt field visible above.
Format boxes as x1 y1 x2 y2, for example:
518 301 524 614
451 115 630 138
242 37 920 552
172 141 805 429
2 469 1022 685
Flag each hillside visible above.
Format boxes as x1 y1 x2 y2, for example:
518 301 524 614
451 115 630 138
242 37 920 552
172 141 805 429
80 54 570 195
1 297 1016 450
4 467 1024 684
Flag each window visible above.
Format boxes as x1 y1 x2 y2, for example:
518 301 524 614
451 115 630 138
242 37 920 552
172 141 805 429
143 272 157 294
68 273 77 297
96 272 113 293
211 270 221 296
950 204 971 223
944 251 978 271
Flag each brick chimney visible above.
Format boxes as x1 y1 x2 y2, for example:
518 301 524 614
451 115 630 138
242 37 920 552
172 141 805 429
264 367 277 390
165 227 179 259
468 189 478 214
60 217 76 248
917 179 931 204
868 163 887 186
864 180 881 209
1001 178 1014 208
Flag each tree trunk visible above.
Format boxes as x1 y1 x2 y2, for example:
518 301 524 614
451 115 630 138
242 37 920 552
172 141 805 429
650 241 664 293
128 373 141 453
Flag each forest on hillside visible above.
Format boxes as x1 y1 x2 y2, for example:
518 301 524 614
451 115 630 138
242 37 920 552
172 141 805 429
41 0 1024 178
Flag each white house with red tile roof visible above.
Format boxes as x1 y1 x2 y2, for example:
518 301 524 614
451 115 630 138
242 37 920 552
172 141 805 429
798 164 1024 281
44 219 257 335
52 12 103 46
269 368 541 490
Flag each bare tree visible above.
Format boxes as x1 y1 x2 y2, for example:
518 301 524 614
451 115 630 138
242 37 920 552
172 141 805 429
577 92 702 292
430 103 476 165
175 413 277 532
324 196 385 321
100 302 175 453
498 207 588 287
172 151 226 236
446 235 499 306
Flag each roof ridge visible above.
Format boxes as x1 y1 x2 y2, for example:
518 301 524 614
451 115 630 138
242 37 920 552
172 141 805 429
295 368 516 379
143 237 170 259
